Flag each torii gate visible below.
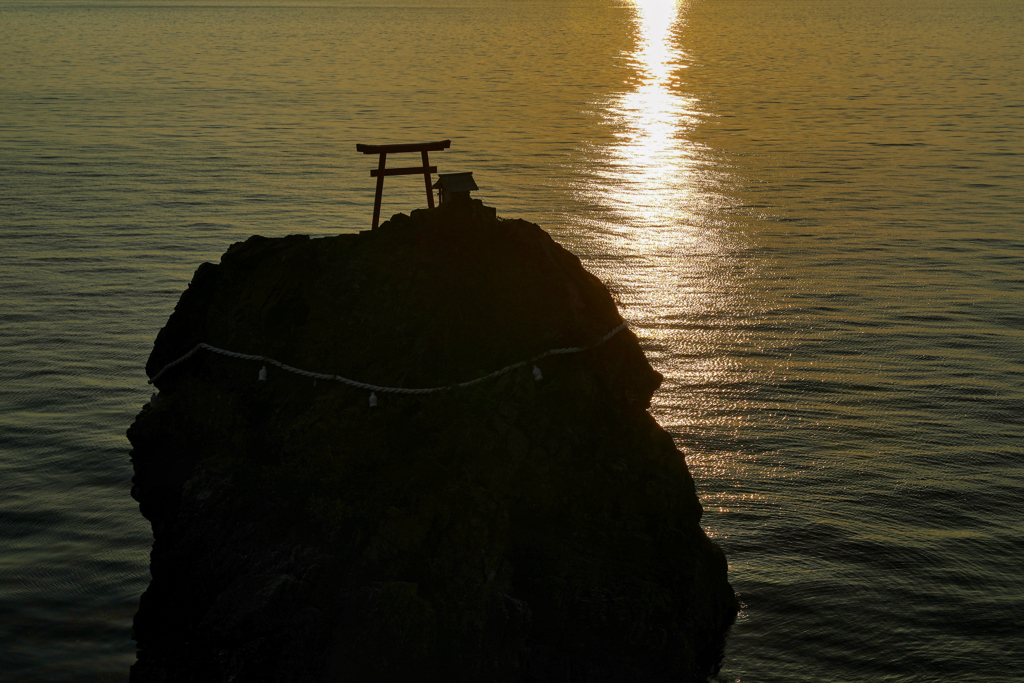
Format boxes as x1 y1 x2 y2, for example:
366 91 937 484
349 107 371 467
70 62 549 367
355 139 452 229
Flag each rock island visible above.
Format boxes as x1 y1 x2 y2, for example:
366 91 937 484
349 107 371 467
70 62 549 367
128 199 738 682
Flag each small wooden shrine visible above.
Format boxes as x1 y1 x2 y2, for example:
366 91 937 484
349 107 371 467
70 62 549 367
433 172 478 205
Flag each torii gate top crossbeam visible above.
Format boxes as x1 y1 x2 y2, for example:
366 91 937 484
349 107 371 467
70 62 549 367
356 140 451 155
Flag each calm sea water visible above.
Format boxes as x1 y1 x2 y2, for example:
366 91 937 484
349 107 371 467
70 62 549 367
2 0 1022 680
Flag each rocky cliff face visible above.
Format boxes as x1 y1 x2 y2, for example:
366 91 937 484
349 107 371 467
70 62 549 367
128 200 737 682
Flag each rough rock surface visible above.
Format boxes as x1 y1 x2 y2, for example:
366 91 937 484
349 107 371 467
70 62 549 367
128 200 738 682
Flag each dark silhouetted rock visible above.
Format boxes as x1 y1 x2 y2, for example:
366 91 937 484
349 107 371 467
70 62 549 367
128 200 737 682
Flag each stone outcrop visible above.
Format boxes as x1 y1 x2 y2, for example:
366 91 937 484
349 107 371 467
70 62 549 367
128 200 737 682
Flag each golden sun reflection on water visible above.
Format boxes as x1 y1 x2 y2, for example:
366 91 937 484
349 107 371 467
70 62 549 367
567 0 766 515
590 0 707 243
576 0 743 359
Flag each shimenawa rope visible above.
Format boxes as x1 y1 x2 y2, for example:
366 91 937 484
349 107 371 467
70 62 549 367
148 322 628 396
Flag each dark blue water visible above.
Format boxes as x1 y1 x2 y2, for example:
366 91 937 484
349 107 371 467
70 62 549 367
1 0 1021 680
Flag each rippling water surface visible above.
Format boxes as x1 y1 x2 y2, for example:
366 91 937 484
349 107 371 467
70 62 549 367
1 0 1022 680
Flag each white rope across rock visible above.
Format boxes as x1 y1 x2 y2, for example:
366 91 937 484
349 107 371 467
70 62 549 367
148 322 628 399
